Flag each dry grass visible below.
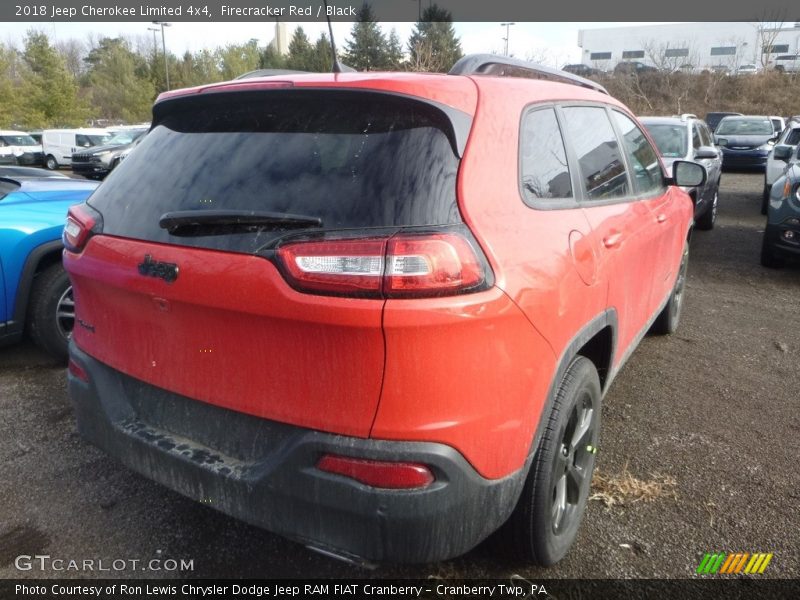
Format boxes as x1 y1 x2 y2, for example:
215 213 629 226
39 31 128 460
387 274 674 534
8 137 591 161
590 462 677 507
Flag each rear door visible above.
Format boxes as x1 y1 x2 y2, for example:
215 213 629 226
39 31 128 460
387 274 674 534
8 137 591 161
559 105 660 356
64 88 470 438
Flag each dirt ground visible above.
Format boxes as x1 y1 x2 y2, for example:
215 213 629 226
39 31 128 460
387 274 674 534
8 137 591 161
1 172 797 580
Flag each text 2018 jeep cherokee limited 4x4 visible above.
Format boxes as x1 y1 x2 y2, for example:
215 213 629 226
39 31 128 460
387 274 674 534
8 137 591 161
63 55 703 565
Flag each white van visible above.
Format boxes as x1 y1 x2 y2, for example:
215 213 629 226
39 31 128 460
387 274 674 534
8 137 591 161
0 130 44 166
42 128 112 170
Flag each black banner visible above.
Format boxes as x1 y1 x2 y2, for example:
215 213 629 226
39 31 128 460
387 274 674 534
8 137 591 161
2 0 800 22
3 579 800 600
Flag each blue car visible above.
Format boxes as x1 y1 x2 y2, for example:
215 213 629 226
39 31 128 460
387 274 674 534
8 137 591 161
714 116 778 170
762 145 800 268
0 176 99 359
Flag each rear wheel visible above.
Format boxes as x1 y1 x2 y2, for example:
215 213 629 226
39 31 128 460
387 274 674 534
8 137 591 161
652 242 689 335
27 262 74 361
761 184 771 215
696 190 718 230
45 155 58 170
499 356 601 565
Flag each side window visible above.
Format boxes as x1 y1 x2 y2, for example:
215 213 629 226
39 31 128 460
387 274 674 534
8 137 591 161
692 125 702 149
561 106 629 201
76 135 90 147
519 107 572 203
699 124 713 147
611 111 665 196
786 128 800 146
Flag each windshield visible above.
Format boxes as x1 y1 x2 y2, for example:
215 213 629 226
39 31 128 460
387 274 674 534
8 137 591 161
642 123 688 158
107 130 147 145
715 118 774 136
89 90 463 254
0 135 38 146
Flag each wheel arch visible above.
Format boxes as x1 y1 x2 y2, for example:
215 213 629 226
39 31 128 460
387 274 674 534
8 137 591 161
9 240 64 338
525 309 617 464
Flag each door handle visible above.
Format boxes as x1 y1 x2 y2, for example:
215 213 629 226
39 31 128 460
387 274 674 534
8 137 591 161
603 232 623 248
656 213 668 223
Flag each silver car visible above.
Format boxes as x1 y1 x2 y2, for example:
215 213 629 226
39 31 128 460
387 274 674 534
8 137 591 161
641 114 722 230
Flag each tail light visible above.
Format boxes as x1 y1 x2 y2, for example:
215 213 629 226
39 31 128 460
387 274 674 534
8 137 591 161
64 204 103 253
276 232 488 298
317 454 434 489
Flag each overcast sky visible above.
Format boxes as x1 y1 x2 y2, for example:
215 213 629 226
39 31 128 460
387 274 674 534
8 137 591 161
0 21 669 67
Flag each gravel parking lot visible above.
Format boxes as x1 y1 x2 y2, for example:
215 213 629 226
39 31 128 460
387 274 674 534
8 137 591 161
1 172 797 580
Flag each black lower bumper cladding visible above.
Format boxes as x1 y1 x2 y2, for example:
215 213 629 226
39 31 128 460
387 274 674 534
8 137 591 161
67 343 526 563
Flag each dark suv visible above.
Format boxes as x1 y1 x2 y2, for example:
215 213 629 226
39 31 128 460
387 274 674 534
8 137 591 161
64 55 701 565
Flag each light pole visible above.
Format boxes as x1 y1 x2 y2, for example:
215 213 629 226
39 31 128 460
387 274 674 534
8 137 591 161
147 26 159 57
152 21 171 91
501 22 515 57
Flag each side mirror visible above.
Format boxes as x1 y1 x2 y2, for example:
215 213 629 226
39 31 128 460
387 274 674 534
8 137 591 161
694 146 719 160
671 160 707 187
773 144 793 161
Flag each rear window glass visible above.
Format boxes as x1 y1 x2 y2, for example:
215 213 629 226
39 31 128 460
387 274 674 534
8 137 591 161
519 107 572 203
89 90 463 254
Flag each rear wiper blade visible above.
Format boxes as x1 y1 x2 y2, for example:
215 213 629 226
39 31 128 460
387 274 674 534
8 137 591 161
159 210 322 235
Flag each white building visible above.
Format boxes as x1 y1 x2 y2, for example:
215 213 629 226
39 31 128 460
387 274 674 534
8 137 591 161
578 22 800 71
269 21 289 55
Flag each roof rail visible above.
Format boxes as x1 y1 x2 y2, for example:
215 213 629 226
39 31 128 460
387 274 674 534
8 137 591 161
448 54 608 95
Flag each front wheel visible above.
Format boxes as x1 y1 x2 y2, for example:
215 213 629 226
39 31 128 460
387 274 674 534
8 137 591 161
499 356 601 565
652 242 689 335
696 190 718 230
26 262 74 361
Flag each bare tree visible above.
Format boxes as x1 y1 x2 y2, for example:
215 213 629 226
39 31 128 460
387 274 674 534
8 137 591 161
753 12 787 68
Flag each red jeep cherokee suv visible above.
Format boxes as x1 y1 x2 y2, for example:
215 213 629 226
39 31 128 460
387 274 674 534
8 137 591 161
64 55 703 565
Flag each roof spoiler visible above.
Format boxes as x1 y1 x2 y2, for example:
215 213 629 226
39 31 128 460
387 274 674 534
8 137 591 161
449 54 608 95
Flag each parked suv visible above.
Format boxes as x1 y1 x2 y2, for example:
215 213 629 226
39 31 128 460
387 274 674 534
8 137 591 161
63 55 701 565
641 115 722 229
71 128 148 180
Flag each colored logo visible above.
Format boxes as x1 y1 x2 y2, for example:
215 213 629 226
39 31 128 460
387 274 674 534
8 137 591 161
697 552 774 575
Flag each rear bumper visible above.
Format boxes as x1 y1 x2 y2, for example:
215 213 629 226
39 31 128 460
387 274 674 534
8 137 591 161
68 343 526 563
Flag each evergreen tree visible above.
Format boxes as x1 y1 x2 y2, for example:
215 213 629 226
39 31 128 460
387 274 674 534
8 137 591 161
84 37 155 122
385 29 404 70
0 44 19 127
313 34 334 72
260 44 286 69
285 27 315 71
20 31 86 127
407 5 463 72
343 4 389 71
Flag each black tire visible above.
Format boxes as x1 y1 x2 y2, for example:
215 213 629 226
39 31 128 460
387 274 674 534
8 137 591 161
45 155 59 170
761 184 771 216
26 262 74 361
499 356 601 565
652 242 689 335
695 190 718 230
760 234 784 268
